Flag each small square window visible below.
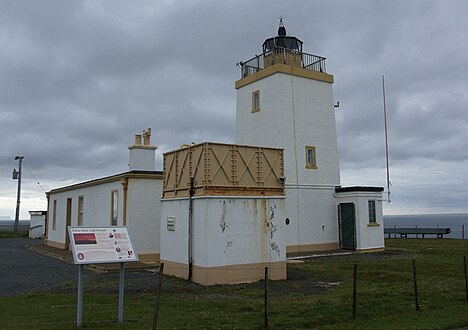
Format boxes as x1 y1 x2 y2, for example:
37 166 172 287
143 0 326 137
368 200 376 223
305 146 317 169
252 90 260 113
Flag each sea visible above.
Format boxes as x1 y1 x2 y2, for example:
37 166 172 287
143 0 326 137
384 213 468 239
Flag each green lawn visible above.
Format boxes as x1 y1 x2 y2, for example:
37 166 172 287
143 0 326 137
0 231 28 238
1 239 468 329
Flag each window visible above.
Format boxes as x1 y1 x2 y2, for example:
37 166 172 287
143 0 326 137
78 196 84 226
111 191 118 226
305 146 317 169
368 200 376 224
52 199 57 230
252 90 260 113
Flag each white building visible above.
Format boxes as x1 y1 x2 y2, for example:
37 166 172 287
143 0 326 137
235 20 384 253
29 210 46 239
45 129 163 262
44 21 385 283
160 143 287 285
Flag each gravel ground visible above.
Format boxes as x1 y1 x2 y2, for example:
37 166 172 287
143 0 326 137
1 238 398 298
0 238 80 297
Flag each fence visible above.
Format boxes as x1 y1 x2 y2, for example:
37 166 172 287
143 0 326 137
0 221 29 232
239 47 327 79
2 239 468 328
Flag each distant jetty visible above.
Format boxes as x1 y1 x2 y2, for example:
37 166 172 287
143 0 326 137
384 227 451 239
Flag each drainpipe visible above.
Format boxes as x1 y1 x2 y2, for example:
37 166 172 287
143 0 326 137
121 177 128 226
188 177 194 281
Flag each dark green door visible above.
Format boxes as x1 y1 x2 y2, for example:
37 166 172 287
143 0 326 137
339 203 356 250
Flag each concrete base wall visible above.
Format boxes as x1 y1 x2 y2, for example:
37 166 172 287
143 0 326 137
162 259 286 285
161 196 286 284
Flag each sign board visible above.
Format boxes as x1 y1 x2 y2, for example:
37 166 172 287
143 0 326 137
68 227 138 264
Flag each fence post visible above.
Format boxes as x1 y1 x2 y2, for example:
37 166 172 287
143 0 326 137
353 264 358 319
464 256 468 302
412 259 420 311
462 225 465 240
152 263 165 330
264 267 269 329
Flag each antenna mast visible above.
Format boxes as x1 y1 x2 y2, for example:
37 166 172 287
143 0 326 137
382 75 391 202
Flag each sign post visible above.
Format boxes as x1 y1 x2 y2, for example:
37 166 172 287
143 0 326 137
77 264 84 327
68 227 138 327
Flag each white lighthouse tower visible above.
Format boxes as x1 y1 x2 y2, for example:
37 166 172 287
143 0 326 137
235 19 341 253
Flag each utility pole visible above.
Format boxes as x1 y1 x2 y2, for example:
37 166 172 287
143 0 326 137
13 156 24 233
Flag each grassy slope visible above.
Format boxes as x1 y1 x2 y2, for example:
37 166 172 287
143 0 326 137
1 239 468 329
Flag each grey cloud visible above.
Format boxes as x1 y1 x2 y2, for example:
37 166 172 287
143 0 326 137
1 0 468 218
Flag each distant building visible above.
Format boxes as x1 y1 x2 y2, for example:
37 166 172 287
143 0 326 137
29 211 46 238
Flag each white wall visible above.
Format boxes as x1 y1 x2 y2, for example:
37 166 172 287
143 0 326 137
47 180 123 246
284 186 339 247
46 176 162 256
128 147 156 171
126 178 162 254
29 213 46 239
336 191 385 250
236 72 341 250
161 196 286 268
236 73 340 186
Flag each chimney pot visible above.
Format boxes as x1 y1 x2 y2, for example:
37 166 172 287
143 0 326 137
135 134 142 145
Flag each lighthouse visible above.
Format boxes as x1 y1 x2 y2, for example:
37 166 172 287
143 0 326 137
235 19 341 252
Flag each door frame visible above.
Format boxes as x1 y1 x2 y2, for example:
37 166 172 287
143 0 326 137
338 202 357 250
65 198 72 250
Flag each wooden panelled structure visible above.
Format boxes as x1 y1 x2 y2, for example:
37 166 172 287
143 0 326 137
163 142 284 198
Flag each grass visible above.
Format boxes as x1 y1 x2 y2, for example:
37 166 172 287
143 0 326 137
0 230 28 238
1 239 468 329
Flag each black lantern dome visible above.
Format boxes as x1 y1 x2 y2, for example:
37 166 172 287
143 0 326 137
262 18 303 53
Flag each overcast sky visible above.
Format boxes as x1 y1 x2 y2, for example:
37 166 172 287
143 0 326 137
1 0 467 219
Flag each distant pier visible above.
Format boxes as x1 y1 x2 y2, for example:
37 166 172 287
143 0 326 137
384 227 451 239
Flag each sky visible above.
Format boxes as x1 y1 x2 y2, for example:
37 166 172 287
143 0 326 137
1 0 467 219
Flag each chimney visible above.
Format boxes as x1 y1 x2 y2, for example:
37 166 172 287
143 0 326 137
128 128 157 171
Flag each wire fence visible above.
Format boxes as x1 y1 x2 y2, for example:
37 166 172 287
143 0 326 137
1 253 468 329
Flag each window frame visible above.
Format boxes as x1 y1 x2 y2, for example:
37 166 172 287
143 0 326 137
77 196 84 226
251 90 260 113
110 190 119 226
305 145 317 169
52 199 57 230
368 200 377 224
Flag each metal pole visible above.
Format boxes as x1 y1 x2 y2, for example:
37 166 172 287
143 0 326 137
464 256 468 302
382 76 391 203
14 156 24 233
188 177 194 281
118 263 125 323
264 267 269 329
462 225 465 240
353 264 357 319
412 259 420 311
77 264 84 327
153 263 165 330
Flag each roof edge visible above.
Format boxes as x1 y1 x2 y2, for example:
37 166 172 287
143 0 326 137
335 186 384 193
47 170 163 195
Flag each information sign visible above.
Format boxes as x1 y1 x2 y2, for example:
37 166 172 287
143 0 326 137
68 227 138 264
